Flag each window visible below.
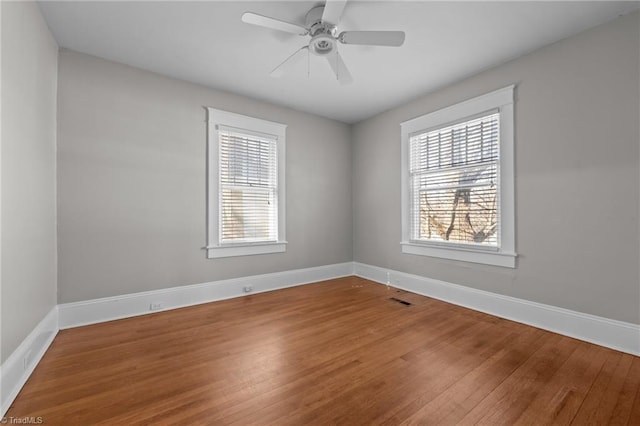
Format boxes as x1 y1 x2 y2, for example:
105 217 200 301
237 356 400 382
206 109 286 258
400 86 516 267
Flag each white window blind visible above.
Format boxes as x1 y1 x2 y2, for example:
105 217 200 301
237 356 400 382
409 112 500 247
219 127 278 244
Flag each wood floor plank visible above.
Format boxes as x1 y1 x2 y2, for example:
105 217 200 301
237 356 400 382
570 351 634 425
630 358 640 424
513 342 610 425
6 276 640 425
161 297 461 425
390 326 545 425
609 356 640 425
439 333 578 425
281 322 499 425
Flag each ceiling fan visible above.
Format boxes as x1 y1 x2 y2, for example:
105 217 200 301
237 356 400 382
241 0 405 85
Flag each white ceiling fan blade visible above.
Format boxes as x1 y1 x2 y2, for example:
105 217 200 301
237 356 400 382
322 0 348 26
325 51 353 85
242 12 308 35
270 46 309 78
339 31 405 47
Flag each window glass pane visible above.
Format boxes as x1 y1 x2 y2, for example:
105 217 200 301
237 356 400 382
411 113 499 173
221 189 276 242
219 129 278 244
410 112 500 247
220 132 277 188
419 184 497 245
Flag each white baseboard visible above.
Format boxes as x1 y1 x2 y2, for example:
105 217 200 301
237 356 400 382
59 262 354 329
1 306 59 417
2 263 352 416
354 262 640 356
4 260 637 419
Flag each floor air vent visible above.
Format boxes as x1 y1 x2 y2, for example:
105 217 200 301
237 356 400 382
389 297 412 306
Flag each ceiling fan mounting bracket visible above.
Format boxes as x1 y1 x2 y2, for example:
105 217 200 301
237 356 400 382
310 22 337 37
307 7 337 36
305 6 327 29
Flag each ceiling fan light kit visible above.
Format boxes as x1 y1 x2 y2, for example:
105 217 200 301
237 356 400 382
241 1 405 85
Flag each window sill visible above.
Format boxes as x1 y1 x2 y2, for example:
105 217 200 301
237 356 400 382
207 242 287 259
401 242 516 268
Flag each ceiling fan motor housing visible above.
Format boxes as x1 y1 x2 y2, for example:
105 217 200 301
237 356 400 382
310 34 336 56
306 6 337 56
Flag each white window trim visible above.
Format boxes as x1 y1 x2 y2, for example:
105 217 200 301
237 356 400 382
206 108 287 259
400 85 517 268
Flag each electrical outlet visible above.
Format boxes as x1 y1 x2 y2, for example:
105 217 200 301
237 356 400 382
149 302 164 311
243 285 253 293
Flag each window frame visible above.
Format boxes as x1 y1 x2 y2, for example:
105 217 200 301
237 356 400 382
400 85 517 268
206 108 287 259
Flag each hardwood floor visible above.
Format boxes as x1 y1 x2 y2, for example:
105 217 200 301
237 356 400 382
6 276 640 425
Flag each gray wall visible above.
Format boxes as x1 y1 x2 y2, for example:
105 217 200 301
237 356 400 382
57 50 352 303
26 8 640 326
1 2 58 362
352 12 640 324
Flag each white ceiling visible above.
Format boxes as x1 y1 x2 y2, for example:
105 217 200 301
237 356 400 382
39 1 639 123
